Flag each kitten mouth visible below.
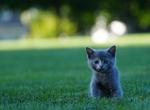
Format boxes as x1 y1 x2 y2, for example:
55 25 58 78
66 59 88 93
94 67 105 73
93 67 102 72
96 69 103 72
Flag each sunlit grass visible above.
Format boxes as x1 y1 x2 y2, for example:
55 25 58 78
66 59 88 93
0 33 150 50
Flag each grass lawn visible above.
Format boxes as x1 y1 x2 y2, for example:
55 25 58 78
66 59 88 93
0 34 150 110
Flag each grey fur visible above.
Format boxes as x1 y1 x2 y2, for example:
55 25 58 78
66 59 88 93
86 46 123 98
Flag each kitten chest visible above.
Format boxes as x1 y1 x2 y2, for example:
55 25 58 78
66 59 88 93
95 73 109 85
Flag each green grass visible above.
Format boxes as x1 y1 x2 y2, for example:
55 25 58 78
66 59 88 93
0 34 150 110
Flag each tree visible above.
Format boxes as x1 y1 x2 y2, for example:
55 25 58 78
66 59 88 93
0 0 149 33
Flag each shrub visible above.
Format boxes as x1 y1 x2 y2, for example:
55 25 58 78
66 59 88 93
23 9 77 38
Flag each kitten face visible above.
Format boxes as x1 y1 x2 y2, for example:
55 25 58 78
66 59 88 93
86 46 116 73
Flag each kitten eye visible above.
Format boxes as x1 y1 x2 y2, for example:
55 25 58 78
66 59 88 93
94 60 99 64
103 60 108 64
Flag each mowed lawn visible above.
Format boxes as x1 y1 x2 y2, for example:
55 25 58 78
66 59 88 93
0 34 150 110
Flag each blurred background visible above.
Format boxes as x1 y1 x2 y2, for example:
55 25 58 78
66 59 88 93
0 0 149 41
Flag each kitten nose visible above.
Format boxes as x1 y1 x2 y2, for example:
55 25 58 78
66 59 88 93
96 64 101 70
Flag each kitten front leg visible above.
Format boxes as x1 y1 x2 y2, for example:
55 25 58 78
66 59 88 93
111 88 123 98
89 82 101 97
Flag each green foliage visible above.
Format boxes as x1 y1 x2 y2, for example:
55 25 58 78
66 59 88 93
26 10 77 38
60 17 77 36
1 0 150 33
30 12 58 38
138 11 150 28
0 34 150 109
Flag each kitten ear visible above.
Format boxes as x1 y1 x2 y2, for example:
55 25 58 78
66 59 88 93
86 47 94 58
107 45 116 57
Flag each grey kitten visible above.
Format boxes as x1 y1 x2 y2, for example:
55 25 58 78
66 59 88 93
86 45 123 98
